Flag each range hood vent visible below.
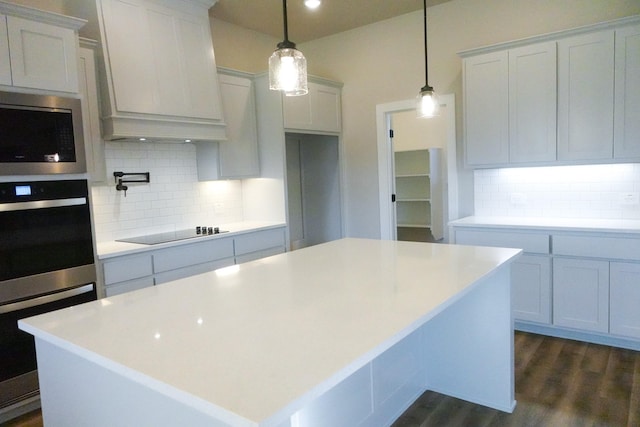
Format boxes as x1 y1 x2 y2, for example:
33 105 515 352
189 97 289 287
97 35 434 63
67 0 226 143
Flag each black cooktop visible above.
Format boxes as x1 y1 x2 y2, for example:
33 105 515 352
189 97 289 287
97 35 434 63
116 227 228 245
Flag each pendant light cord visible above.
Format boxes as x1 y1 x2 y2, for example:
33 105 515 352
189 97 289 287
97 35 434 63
423 0 430 86
282 0 289 42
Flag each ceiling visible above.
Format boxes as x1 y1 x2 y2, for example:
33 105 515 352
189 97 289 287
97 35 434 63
210 0 451 43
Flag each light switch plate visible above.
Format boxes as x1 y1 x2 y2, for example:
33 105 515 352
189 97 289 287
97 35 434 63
620 192 640 205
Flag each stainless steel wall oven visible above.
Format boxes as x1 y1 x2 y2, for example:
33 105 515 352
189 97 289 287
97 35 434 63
0 179 97 417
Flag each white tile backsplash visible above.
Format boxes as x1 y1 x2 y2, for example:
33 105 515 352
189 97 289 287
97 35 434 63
91 141 243 242
474 163 640 220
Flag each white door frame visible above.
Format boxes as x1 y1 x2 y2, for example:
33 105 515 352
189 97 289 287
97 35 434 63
376 94 458 241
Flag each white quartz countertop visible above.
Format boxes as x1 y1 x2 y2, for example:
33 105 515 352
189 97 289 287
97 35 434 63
20 238 521 426
96 221 286 259
449 216 640 234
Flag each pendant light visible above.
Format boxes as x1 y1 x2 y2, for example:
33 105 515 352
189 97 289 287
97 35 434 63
269 0 308 96
417 0 439 118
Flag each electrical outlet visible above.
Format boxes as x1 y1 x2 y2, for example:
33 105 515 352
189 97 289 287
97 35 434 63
214 202 224 213
510 193 527 205
620 192 640 205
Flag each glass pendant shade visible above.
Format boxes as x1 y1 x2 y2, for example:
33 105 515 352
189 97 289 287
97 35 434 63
269 45 308 96
417 86 439 118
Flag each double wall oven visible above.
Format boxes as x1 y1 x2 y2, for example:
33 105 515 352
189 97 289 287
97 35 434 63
0 179 97 416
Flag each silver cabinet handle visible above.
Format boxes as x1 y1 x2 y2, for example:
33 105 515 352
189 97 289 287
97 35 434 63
0 284 94 314
0 197 87 212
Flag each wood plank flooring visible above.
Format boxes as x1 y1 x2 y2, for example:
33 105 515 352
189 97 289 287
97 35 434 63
393 332 640 427
4 332 639 427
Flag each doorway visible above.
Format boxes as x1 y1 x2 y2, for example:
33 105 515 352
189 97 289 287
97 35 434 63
376 95 458 242
285 133 342 250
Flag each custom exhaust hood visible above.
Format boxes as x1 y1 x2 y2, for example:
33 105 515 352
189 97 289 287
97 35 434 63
67 0 226 143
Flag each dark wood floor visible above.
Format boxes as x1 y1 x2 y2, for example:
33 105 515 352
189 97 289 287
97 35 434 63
393 332 640 427
5 332 640 427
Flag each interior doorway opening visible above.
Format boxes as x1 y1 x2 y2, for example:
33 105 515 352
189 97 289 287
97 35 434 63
376 95 458 242
285 133 342 250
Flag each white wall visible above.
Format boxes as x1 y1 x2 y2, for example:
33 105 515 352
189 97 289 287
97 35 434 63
91 142 243 242
475 164 640 220
392 110 447 152
293 0 640 238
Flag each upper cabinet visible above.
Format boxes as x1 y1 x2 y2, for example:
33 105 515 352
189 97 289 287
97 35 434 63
68 0 225 142
0 2 85 93
509 42 557 164
557 31 614 161
463 51 509 166
461 15 640 168
78 39 106 183
197 69 260 180
614 24 640 159
283 79 342 134
0 14 11 85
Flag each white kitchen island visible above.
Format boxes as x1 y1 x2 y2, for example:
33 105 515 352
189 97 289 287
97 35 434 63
19 238 521 427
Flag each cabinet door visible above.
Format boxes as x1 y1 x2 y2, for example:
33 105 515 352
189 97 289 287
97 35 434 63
553 258 609 333
78 46 106 183
558 31 614 161
6 15 79 92
509 42 557 163
283 82 341 133
512 255 551 324
610 262 640 339
614 24 640 159
0 15 11 85
463 51 509 166
217 73 259 178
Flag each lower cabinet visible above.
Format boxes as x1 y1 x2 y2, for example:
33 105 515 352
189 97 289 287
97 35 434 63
512 255 551 324
101 227 286 297
552 257 609 333
452 223 640 348
610 262 640 339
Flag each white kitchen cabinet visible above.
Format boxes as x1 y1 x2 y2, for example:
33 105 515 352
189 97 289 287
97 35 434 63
553 257 609 333
610 262 640 339
512 255 552 324
197 70 259 180
394 149 442 240
101 227 286 296
451 219 640 349
78 40 107 183
509 42 557 164
0 3 84 93
557 30 615 161
81 0 225 141
0 14 11 86
103 253 153 287
461 16 640 168
283 80 342 133
614 24 640 159
463 50 509 166
234 227 286 264
453 228 551 324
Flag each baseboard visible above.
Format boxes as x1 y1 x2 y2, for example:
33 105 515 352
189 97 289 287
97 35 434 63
515 322 640 351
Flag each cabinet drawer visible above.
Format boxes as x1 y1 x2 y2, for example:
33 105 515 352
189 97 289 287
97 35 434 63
454 229 549 254
235 246 285 264
104 276 154 297
154 258 234 285
103 254 153 285
153 238 234 273
234 228 286 256
552 235 640 261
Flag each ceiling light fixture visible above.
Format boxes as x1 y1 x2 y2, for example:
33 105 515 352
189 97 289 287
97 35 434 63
416 0 438 118
269 0 308 96
304 0 321 9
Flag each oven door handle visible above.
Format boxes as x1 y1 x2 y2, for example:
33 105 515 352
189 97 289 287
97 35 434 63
0 197 87 212
0 284 95 314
